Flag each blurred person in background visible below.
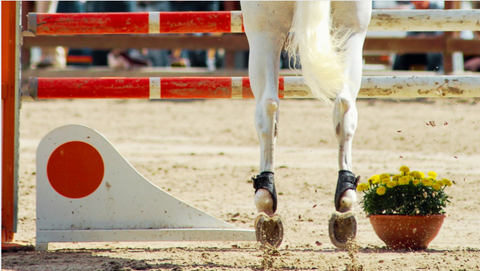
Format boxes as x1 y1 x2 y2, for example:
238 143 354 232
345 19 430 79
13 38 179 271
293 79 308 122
464 1 480 72
33 1 85 68
136 1 172 67
169 1 220 70
85 1 151 69
392 1 444 72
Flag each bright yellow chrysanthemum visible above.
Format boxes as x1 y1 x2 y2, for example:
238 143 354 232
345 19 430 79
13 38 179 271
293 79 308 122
357 183 369 192
398 176 411 185
392 175 401 182
432 183 442 191
419 171 425 179
412 179 421 186
381 178 390 184
409 171 422 179
387 181 397 188
368 175 380 184
422 178 433 187
399 166 410 174
376 186 386 195
428 171 437 179
379 173 390 180
442 178 453 187
435 180 444 187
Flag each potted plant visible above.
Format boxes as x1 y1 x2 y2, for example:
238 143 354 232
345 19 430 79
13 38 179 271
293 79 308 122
357 166 453 250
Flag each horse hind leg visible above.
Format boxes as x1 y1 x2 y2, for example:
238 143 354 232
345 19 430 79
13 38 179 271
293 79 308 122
251 95 283 248
329 1 372 249
241 1 294 248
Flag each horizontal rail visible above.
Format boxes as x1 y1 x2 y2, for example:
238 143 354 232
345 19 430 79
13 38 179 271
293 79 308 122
27 10 480 36
28 11 243 35
20 68 441 81
21 35 480 54
26 76 480 100
369 9 480 32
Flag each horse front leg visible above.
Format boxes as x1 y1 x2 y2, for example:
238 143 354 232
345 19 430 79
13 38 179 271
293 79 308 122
329 1 372 248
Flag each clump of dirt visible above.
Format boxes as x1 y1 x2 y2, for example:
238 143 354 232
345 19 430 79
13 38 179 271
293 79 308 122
345 239 363 271
260 244 281 269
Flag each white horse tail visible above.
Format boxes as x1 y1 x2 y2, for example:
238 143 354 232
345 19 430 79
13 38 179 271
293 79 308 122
286 1 349 104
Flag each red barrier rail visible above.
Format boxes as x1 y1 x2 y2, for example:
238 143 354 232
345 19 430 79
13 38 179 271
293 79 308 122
27 76 480 100
28 77 291 99
28 11 244 35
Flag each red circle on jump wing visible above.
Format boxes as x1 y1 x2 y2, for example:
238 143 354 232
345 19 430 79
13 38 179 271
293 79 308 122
47 141 104 199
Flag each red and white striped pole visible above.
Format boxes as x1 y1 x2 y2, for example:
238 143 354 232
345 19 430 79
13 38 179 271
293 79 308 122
28 11 244 35
27 10 480 35
27 76 480 100
28 77 307 99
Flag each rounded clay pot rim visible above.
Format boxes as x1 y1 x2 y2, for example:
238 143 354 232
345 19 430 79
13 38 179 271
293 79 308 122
368 214 447 219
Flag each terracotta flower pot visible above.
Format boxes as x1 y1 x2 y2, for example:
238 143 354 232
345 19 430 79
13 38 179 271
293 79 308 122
369 214 445 250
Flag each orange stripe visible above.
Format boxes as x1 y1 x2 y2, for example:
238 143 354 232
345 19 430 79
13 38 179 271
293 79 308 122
66 56 93 64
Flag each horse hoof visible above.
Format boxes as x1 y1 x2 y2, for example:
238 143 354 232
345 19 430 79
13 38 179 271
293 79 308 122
328 211 357 249
255 212 284 248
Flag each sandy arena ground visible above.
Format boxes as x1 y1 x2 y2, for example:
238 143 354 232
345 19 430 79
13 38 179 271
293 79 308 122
2 97 480 270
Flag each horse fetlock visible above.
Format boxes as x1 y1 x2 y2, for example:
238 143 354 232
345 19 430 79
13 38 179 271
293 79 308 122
255 189 275 215
339 189 357 212
335 170 359 212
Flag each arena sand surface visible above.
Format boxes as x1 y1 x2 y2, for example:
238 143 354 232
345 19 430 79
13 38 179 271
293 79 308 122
3 98 480 270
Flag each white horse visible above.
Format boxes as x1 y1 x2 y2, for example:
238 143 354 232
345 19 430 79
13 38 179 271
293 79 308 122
241 1 372 248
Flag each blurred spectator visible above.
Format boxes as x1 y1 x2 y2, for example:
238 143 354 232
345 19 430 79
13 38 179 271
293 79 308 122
32 1 67 68
392 1 443 72
136 1 172 67
463 1 480 72
85 1 151 68
55 1 93 67
169 1 221 70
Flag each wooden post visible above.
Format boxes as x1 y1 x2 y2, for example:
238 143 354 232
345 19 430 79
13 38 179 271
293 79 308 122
443 1 456 74
2 1 21 250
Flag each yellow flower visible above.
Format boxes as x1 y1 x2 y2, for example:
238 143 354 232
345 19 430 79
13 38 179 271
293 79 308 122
357 183 369 192
399 166 410 174
428 171 437 179
376 186 386 195
432 183 442 191
379 173 390 180
387 181 397 188
435 180 444 187
419 171 425 179
442 178 453 187
368 175 380 184
382 178 390 184
422 178 433 187
412 179 421 186
392 175 401 182
409 171 422 179
398 176 411 185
